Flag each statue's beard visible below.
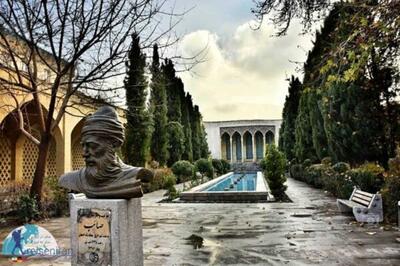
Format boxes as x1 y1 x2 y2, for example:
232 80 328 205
85 151 123 185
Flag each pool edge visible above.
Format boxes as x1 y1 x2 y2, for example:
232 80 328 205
180 171 274 202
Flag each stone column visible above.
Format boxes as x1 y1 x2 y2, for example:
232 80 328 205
240 134 245 163
229 136 233 163
231 137 237 162
261 133 265 159
252 133 256 162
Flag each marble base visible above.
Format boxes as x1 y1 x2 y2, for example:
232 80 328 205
70 196 143 266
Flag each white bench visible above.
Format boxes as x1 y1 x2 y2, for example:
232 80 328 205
337 187 383 223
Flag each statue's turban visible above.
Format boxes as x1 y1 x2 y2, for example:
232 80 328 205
81 106 124 147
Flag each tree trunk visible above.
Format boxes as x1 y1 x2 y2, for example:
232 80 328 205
30 132 51 206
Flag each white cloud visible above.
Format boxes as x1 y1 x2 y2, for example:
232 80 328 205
177 20 315 121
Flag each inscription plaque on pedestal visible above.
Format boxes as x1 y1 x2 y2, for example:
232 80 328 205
77 208 111 266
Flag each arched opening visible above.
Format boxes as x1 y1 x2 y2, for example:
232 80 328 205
0 101 62 212
0 129 12 188
232 132 242 162
255 131 264 160
266 131 275 145
220 132 231 161
1 101 62 181
71 118 86 170
244 131 253 160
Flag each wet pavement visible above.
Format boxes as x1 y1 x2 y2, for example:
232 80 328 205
1 178 400 265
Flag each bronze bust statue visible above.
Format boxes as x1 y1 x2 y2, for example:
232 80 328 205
59 106 153 199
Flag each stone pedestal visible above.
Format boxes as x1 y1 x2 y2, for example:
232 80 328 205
70 196 143 266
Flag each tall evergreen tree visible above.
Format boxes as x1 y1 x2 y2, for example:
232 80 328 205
307 89 328 160
321 81 384 164
162 59 182 122
294 89 317 162
318 4 386 165
189 100 201 161
167 121 185 166
123 33 150 166
279 76 301 160
149 44 169 165
199 122 210 159
300 7 340 161
181 92 193 161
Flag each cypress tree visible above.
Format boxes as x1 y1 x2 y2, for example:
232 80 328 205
322 81 384 164
162 59 182 122
199 122 210 158
167 121 185 166
279 76 301 160
294 89 317 162
190 103 201 161
181 91 193 162
123 33 150 166
300 7 341 161
319 4 386 165
149 44 169 166
307 89 329 160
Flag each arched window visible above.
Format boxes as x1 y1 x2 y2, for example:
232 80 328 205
255 131 264 159
220 132 231 160
232 132 242 161
244 131 253 160
266 131 274 145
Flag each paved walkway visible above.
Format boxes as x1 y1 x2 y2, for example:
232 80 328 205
1 178 399 265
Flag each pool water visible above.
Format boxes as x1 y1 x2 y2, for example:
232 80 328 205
205 173 256 192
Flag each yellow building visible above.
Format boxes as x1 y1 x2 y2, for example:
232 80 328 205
0 29 126 213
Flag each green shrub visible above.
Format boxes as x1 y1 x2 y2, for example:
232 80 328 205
381 174 400 222
163 174 176 189
332 162 350 173
260 158 267 171
381 150 400 222
303 159 312 168
220 159 231 173
289 163 304 180
194 159 214 181
143 168 172 193
43 176 69 216
211 159 224 176
171 160 194 183
17 194 40 223
304 164 325 188
348 162 384 193
334 172 354 199
321 157 332 166
262 144 287 199
163 174 179 200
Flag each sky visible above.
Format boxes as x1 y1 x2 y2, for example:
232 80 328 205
163 0 317 122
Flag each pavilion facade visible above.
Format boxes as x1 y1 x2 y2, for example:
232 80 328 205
204 120 282 162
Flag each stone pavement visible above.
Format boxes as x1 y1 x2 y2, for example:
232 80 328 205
1 178 399 265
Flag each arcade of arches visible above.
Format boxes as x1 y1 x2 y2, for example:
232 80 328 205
0 93 125 212
220 130 275 162
203 120 282 163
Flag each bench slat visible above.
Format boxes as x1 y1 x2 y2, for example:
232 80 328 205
354 190 373 198
352 196 370 206
338 199 364 208
352 193 373 202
